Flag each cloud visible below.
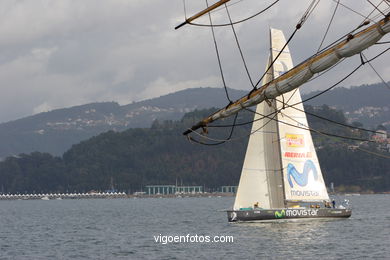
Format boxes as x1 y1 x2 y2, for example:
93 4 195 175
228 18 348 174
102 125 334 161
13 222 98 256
33 102 52 114
136 76 220 101
0 0 388 123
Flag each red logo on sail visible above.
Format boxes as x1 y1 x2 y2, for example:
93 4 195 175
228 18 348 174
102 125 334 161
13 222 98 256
284 152 312 158
286 134 304 147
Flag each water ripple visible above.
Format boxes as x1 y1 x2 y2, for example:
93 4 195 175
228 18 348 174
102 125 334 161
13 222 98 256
0 195 389 259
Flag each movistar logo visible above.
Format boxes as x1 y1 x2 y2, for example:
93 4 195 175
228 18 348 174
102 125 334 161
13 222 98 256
287 160 318 188
275 210 286 218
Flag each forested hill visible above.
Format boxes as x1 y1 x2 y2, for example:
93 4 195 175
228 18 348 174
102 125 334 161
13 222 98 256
0 87 246 158
0 82 388 159
302 82 390 127
0 106 388 194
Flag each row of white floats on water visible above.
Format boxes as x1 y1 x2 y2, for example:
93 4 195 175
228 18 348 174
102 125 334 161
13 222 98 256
0 192 127 200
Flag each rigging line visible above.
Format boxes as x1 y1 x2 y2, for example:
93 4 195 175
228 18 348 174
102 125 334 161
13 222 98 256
209 0 245 14
284 0 339 106
183 0 187 19
208 60 359 129
187 111 278 144
366 46 390 61
306 25 367 64
283 0 337 105
331 0 376 22
362 1 384 23
292 3 381 74
190 0 239 144
206 0 232 103
286 59 345 106
366 0 386 16
254 28 298 89
275 48 389 124
367 4 390 22
352 145 390 159
188 0 279 27
245 107 375 142
361 53 390 90
208 107 278 128
188 102 281 145
274 99 379 134
224 3 255 87
287 60 344 108
306 59 345 83
208 48 390 128
278 110 390 159
378 0 390 12
318 0 340 52
302 0 321 26
187 113 241 145
253 0 319 89
284 59 345 105
209 46 389 129
203 86 373 143
299 64 363 105
369 6 390 21
276 111 375 143
190 96 389 152
284 89 299 107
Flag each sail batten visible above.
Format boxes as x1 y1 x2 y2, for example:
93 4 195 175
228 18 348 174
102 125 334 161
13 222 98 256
183 15 390 134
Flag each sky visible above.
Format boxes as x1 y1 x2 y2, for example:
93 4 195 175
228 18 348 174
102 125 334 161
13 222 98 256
0 0 389 123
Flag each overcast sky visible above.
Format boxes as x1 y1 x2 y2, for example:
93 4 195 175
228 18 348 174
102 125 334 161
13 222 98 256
0 0 389 123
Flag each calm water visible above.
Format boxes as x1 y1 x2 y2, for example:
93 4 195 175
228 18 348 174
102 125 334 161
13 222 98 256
0 194 389 259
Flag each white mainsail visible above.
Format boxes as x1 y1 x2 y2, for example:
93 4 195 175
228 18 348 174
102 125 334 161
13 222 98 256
234 28 329 210
271 29 329 203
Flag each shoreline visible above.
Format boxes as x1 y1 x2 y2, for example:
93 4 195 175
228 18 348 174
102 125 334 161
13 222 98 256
0 192 389 201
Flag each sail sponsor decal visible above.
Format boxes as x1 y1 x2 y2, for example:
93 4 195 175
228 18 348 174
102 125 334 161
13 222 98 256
284 160 326 198
286 209 318 217
284 151 312 158
274 209 318 218
274 210 285 218
287 160 318 188
290 190 319 197
285 134 304 147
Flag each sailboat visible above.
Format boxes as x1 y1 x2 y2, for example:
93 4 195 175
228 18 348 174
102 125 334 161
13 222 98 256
226 28 351 222
175 1 388 221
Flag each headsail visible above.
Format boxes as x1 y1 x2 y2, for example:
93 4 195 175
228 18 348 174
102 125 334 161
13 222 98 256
183 14 390 135
233 55 284 210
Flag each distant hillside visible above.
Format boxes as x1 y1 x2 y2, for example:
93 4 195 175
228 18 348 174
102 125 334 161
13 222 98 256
302 82 390 128
0 107 388 194
0 82 388 158
0 88 245 158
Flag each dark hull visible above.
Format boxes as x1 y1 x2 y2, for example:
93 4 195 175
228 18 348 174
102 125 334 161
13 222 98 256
227 208 352 222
